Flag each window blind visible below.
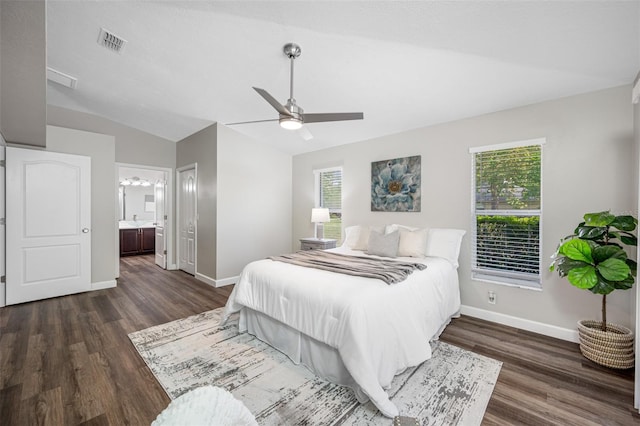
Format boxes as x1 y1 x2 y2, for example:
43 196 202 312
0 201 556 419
471 143 542 288
317 168 342 242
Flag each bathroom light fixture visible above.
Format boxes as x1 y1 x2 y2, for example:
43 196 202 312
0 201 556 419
120 176 152 187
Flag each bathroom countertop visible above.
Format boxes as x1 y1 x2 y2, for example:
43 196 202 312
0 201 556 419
119 221 156 229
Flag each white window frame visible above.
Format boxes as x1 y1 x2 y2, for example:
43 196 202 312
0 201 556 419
314 166 343 242
470 138 545 290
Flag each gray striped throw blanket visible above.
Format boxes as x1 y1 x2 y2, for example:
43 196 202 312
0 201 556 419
268 250 427 284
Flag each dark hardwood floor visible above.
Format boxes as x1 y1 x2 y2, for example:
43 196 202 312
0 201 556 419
0 255 232 425
0 254 637 425
441 317 637 425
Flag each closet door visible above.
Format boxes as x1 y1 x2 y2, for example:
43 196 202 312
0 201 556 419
178 166 196 275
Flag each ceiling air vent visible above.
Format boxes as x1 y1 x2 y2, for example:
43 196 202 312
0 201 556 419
47 67 78 89
98 28 127 53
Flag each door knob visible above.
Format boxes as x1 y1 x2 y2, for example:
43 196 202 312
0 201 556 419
82 228 90 233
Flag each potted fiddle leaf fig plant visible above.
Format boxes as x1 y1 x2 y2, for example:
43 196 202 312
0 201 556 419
550 211 637 369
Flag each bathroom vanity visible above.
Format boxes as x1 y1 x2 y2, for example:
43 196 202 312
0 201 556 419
119 223 155 256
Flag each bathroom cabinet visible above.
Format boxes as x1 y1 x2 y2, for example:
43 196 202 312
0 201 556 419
120 228 155 256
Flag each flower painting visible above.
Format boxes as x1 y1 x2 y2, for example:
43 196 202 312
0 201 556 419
371 155 421 212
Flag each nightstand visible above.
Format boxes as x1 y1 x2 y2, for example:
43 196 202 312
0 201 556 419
300 238 337 251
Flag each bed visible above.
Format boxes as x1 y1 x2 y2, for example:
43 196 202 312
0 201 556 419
222 225 464 418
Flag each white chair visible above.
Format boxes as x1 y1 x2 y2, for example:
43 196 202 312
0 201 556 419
152 386 257 426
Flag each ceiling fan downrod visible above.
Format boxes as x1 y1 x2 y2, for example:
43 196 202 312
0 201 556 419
283 43 301 104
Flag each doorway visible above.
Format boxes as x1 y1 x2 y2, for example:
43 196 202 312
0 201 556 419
177 164 197 275
115 163 173 278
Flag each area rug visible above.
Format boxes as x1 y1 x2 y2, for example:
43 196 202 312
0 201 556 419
129 309 501 425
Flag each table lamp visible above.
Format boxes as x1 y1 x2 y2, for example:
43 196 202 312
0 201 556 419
311 208 330 239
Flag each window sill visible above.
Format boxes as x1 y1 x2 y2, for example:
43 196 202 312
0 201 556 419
471 273 542 291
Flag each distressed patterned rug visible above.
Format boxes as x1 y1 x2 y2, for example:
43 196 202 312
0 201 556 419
129 309 501 425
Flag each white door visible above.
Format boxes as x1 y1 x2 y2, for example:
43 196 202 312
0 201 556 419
6 147 91 305
154 176 167 269
178 167 196 275
0 141 5 306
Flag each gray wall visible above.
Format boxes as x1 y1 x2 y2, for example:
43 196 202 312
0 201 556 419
46 125 116 286
1 0 46 146
176 124 218 280
47 106 176 167
216 124 292 279
292 85 636 331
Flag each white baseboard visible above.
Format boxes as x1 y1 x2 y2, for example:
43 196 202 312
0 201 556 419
0 282 5 307
214 276 238 287
195 272 216 287
460 305 580 343
196 273 238 288
167 263 178 271
91 279 117 291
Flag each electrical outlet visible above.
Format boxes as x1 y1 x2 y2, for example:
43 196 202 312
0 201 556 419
488 291 496 304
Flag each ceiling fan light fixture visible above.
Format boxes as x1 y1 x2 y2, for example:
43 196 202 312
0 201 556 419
279 117 303 130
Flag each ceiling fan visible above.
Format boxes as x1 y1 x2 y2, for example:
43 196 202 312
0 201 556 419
226 43 364 139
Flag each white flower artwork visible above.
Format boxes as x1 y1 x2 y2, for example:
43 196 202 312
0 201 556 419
371 155 421 212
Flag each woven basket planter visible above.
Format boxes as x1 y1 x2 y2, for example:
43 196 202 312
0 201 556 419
577 320 634 369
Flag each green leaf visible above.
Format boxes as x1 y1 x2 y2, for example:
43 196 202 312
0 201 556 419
584 211 615 227
575 226 606 240
567 265 597 289
596 258 630 281
626 258 637 276
589 274 616 295
610 215 637 231
612 274 635 290
592 245 627 263
620 234 637 246
553 257 590 277
559 239 593 263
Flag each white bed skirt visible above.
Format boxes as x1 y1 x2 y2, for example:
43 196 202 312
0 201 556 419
239 307 458 405
240 307 369 401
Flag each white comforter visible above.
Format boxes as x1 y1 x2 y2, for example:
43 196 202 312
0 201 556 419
222 247 461 418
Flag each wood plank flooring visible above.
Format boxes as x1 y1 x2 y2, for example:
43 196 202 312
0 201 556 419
0 254 637 425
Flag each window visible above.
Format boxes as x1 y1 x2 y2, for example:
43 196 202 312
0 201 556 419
315 167 342 242
470 139 544 289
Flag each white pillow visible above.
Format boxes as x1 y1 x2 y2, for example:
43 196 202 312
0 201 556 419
366 230 400 258
352 225 385 251
385 224 419 234
397 228 428 258
425 228 466 267
343 225 361 248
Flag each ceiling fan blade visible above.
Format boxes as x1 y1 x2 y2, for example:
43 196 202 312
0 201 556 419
298 126 313 141
302 112 364 123
225 118 279 126
253 87 292 116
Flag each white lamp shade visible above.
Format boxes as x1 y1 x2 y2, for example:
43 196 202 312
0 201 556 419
311 208 330 223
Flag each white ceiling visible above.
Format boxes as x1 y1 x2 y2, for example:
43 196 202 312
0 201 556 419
46 1 640 155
